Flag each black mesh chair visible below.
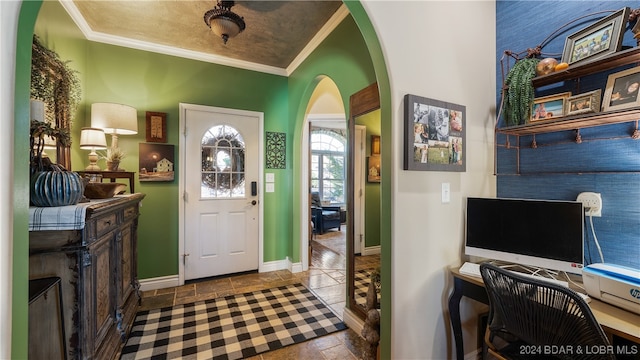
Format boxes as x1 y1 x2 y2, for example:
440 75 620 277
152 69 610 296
479 263 615 360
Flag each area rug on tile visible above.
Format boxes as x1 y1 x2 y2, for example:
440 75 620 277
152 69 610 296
354 269 381 308
120 283 346 360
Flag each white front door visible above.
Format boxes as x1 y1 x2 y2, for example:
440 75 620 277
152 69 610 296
182 104 262 280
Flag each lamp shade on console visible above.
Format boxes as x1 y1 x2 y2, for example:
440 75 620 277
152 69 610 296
90 103 138 149
80 127 107 171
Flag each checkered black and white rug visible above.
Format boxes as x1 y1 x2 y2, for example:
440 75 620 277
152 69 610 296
120 283 346 360
355 269 381 309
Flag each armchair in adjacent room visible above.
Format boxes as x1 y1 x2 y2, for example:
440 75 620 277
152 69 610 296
479 263 614 360
310 192 342 234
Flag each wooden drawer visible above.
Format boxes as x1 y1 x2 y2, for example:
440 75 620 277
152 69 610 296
123 205 138 221
95 211 118 236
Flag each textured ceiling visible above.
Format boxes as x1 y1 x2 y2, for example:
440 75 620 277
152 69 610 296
68 1 344 74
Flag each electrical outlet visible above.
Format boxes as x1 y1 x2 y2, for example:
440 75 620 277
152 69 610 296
577 192 602 217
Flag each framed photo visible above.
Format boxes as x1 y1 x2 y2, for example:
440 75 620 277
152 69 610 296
139 143 174 182
145 111 167 143
403 94 465 172
561 7 630 66
367 156 380 183
530 92 571 122
602 67 640 112
566 89 601 116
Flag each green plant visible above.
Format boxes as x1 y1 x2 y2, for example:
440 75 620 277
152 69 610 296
30 120 70 174
502 57 540 126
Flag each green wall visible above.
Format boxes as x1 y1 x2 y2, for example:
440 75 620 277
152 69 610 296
13 3 42 358
357 109 381 248
15 2 385 358
288 16 377 261
28 3 380 274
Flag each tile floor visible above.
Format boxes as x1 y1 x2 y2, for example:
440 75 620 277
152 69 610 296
138 226 380 360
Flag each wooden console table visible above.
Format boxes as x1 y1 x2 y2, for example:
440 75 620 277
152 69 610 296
77 170 135 193
29 194 145 360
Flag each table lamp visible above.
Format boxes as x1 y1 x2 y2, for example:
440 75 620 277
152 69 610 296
80 127 107 170
90 103 138 150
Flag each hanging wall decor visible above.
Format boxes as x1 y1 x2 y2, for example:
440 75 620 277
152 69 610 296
139 143 175 182
266 131 286 169
31 35 81 170
404 94 466 172
145 111 167 143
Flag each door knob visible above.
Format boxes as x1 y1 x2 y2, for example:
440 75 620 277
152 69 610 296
251 200 257 205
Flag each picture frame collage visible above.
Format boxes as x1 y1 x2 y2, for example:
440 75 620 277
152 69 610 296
404 94 465 172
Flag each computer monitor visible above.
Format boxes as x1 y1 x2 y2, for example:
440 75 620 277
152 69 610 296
465 197 585 274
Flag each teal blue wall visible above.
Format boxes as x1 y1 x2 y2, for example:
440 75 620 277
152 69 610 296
496 1 640 269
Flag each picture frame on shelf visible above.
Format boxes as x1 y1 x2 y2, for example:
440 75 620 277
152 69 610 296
403 94 465 172
561 7 629 66
530 92 571 122
565 89 601 116
602 67 640 112
145 111 167 143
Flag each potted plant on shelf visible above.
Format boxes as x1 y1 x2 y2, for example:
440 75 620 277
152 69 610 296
502 57 540 127
101 147 126 171
30 120 84 207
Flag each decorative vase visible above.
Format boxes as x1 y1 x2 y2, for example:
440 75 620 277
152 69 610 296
107 160 120 171
30 170 85 207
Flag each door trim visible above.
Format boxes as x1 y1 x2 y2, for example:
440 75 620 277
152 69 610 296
300 113 347 270
178 103 264 285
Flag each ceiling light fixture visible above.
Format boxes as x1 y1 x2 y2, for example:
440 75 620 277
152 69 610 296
204 1 246 45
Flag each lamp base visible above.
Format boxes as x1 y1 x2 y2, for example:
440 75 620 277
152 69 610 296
85 164 101 171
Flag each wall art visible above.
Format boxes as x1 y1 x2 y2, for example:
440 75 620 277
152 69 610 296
139 143 174 182
266 131 286 169
404 94 465 172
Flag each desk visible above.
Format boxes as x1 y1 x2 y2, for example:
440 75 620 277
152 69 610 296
77 170 135 193
448 267 640 360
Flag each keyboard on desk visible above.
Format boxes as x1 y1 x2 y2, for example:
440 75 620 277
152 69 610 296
459 262 481 277
458 262 591 302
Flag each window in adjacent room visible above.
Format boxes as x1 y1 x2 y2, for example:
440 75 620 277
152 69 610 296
310 129 345 205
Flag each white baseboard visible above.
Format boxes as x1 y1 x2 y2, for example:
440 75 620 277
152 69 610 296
260 258 302 273
141 258 304 292
342 307 365 335
138 275 180 292
363 245 381 256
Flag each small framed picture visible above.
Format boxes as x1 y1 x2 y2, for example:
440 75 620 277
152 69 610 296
367 156 380 183
602 67 640 112
530 92 571 122
403 94 465 172
566 90 601 116
561 7 629 66
145 111 167 143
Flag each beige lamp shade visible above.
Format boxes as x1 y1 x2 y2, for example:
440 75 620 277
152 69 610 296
90 103 138 135
79 127 107 150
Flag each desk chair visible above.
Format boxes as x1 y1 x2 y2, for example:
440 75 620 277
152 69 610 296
479 263 615 360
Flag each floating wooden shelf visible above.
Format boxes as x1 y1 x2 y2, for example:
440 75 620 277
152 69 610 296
497 108 640 136
531 47 640 87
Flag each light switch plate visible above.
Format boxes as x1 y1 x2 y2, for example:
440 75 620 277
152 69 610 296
266 173 275 183
442 182 450 203
266 183 275 192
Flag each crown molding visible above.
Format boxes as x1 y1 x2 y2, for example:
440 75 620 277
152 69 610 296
59 0 349 77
